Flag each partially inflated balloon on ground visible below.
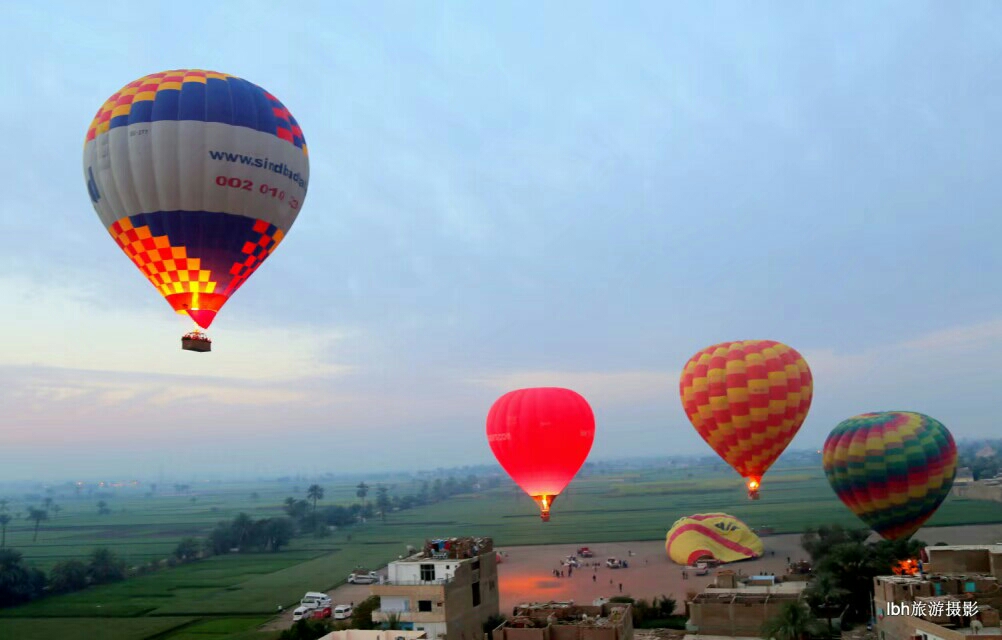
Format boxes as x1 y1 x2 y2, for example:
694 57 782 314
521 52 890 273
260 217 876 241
822 411 957 541
679 340 813 499
486 387 595 521
666 513 763 565
83 69 309 333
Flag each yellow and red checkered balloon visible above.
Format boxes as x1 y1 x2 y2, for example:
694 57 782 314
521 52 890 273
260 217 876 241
679 340 813 497
83 70 309 329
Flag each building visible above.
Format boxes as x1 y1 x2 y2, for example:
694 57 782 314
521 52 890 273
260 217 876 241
924 544 1002 578
954 467 976 486
320 632 428 640
370 537 499 640
873 544 1002 639
953 480 1002 503
684 570 808 637
492 601 633 640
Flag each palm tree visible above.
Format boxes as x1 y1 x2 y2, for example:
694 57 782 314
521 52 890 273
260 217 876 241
0 514 11 548
42 497 53 511
356 482 369 508
804 573 850 634
761 601 826 640
385 612 402 630
307 484 324 515
232 513 254 548
87 547 126 584
376 485 390 522
27 508 48 542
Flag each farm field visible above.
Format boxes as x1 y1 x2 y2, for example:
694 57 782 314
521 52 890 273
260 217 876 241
2 462 1001 639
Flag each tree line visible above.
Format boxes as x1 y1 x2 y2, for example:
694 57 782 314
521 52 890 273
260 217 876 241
0 474 499 611
0 547 128 608
282 476 500 534
957 438 1002 480
753 524 927 638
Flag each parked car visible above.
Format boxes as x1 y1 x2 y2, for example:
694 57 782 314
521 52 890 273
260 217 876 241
577 547 594 557
605 558 622 569
312 606 332 620
292 606 314 622
690 564 710 576
347 571 379 584
333 604 353 620
301 592 332 609
562 556 580 567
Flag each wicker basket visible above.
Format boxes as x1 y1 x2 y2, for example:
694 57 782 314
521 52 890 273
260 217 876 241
182 333 212 352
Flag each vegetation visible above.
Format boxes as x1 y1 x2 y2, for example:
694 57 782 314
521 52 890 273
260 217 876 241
0 451 1001 639
957 438 1002 480
279 619 333 640
608 595 684 629
351 595 380 630
799 524 925 624
761 601 827 640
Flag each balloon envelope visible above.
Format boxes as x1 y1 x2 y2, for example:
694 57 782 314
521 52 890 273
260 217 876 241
822 411 957 541
83 69 309 329
679 340 813 498
486 387 595 521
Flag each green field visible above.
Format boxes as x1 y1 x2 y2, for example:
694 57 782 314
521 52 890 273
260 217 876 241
2 463 1000 639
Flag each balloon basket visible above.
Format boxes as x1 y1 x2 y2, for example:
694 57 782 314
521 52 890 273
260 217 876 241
182 330 212 353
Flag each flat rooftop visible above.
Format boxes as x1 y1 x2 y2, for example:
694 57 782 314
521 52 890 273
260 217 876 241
926 544 1002 553
876 573 998 584
393 537 494 563
703 581 808 595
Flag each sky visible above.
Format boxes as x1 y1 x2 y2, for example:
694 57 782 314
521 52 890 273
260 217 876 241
1 2 1000 481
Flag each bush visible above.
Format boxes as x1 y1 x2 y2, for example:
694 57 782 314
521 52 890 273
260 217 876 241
278 619 332 640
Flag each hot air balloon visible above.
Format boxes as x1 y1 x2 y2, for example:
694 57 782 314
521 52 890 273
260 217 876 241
679 340 813 499
83 69 309 351
486 387 595 521
822 411 957 541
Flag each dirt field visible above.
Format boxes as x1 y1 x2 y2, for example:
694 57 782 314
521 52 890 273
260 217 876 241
493 524 1002 613
261 523 1002 631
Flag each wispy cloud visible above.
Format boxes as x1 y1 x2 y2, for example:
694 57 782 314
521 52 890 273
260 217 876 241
0 276 353 382
469 370 677 407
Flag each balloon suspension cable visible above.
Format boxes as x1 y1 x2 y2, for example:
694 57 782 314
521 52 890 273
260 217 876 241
532 494 558 522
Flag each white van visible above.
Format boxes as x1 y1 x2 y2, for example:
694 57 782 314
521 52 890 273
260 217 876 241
292 606 313 621
301 592 332 609
333 604 353 620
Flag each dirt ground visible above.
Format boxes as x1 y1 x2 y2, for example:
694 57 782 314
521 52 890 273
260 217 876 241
260 523 1002 631
494 523 1002 613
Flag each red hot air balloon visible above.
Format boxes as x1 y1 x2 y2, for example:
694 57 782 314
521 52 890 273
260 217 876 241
486 387 595 521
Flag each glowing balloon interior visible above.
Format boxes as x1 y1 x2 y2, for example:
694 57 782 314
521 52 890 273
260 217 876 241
83 69 309 331
486 387 595 521
823 411 958 541
680 340 813 499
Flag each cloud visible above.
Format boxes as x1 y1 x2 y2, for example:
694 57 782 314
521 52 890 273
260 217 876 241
469 369 678 407
0 275 354 382
801 317 1002 392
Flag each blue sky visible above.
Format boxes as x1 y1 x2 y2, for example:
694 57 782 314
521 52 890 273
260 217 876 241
1 2 1000 481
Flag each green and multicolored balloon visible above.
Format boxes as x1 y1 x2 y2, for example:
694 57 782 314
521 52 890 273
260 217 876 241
822 411 957 541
